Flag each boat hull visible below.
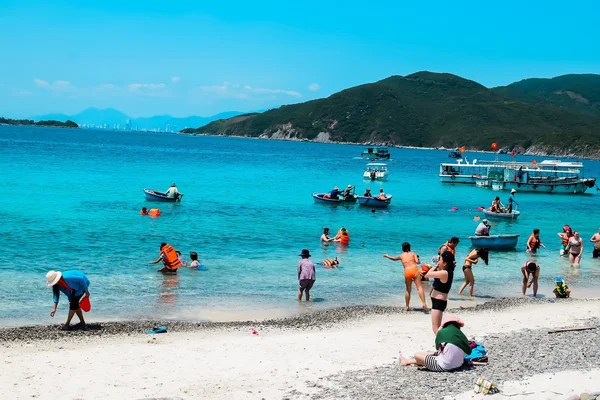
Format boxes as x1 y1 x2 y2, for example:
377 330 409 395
499 179 595 194
469 234 520 250
358 195 392 208
312 193 356 204
363 172 389 180
143 189 180 202
439 174 480 184
482 210 520 219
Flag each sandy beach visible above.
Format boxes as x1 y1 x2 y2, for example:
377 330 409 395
2 298 599 400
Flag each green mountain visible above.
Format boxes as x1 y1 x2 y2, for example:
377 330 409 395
0 117 78 128
183 72 600 156
492 74 600 116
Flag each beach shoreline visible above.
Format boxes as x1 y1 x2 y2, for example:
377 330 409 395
2 298 599 400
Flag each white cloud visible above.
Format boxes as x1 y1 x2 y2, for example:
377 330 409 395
244 85 252 90
97 83 120 91
308 83 320 91
171 76 180 83
252 87 302 97
128 83 166 91
199 81 302 100
34 78 50 88
54 80 71 89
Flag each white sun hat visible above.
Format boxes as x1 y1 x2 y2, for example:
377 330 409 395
46 270 62 287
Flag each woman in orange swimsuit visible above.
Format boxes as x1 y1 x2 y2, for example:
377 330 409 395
384 242 428 312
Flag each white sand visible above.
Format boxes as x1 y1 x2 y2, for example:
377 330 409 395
450 370 600 400
2 301 600 400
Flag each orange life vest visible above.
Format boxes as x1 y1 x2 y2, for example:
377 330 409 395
528 235 540 250
149 208 161 217
161 245 181 270
439 242 456 255
560 234 570 247
340 235 350 245
140 209 149 215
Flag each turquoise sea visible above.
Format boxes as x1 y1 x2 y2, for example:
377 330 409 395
1 126 599 326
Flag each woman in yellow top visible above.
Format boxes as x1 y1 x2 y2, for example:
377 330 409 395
457 248 489 297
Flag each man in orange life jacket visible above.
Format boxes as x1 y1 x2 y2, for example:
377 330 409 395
149 242 182 274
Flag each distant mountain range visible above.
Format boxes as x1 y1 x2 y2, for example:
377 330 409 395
33 108 243 131
182 72 600 157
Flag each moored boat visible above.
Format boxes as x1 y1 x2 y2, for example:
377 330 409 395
482 209 521 220
143 189 182 202
358 195 392 208
312 192 357 204
363 163 389 180
469 234 520 250
361 146 390 159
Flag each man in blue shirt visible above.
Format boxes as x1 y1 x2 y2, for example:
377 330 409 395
46 270 90 330
507 189 519 213
329 186 342 200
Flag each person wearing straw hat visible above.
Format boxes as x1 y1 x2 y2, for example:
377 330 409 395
400 314 471 372
46 270 90 330
297 249 316 301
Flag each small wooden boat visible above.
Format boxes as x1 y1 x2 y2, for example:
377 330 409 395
482 209 521 220
312 193 357 204
143 189 182 202
358 195 392 208
469 234 520 250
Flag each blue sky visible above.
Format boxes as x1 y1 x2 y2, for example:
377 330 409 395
1 0 599 118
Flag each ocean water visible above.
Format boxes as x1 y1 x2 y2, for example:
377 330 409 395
1 126 599 326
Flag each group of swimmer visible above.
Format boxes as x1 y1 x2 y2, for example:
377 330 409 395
149 242 206 273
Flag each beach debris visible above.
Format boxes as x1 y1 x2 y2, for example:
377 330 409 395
548 326 597 334
251 328 259 335
147 326 168 334
474 376 499 394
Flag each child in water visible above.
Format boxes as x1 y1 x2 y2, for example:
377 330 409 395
187 252 206 270
553 277 570 298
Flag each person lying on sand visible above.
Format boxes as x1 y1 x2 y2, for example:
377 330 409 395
400 314 471 372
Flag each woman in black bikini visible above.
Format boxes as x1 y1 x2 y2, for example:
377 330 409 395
457 248 488 297
425 251 455 334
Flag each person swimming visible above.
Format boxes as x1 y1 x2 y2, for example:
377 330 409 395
140 207 149 215
320 227 335 242
383 242 428 312
321 257 339 268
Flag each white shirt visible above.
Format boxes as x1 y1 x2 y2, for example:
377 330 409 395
166 186 179 197
437 343 467 370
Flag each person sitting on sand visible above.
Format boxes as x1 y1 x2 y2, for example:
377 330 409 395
377 188 387 200
526 229 546 254
383 242 428 312
140 207 149 215
553 277 570 298
297 249 316 301
320 227 335 242
321 257 339 269
363 188 372 197
589 228 600 259
490 196 504 213
558 225 573 256
426 251 456 333
149 242 182 274
474 219 491 236
400 314 471 372
566 231 583 267
46 269 90 331
521 261 540 297
457 248 489 297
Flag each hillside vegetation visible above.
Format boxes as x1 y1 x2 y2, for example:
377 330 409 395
0 118 78 128
183 72 600 156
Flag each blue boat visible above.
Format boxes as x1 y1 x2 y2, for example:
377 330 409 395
143 189 182 203
312 192 357 204
358 195 392 208
469 234 519 250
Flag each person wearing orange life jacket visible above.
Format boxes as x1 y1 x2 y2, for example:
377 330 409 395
148 208 161 217
335 227 350 245
149 242 182 274
140 207 149 215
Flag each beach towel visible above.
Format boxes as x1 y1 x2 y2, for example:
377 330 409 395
465 341 488 363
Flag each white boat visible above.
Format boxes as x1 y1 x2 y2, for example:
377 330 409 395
439 159 492 184
363 163 389 180
482 209 521 219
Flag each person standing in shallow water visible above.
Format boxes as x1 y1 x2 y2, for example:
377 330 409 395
46 270 90 330
383 242 428 312
297 249 316 301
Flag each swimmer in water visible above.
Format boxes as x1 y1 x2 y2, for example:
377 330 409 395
321 257 339 268
384 242 428 312
320 227 335 242
140 207 149 215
